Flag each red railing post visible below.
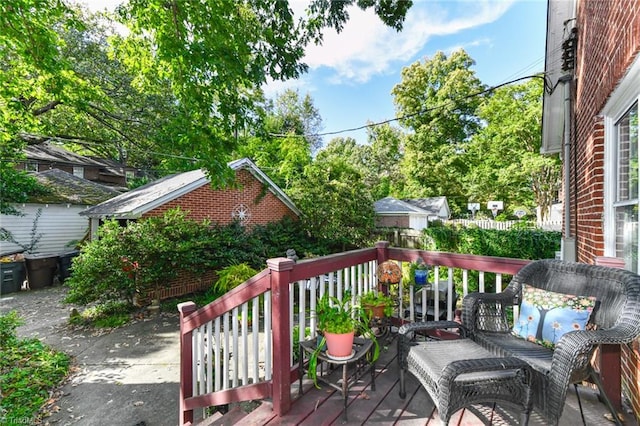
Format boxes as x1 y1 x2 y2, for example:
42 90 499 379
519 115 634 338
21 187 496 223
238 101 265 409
178 301 197 426
375 240 390 263
267 257 295 417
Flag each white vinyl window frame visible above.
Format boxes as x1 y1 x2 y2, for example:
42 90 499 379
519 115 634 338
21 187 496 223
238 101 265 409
603 55 640 270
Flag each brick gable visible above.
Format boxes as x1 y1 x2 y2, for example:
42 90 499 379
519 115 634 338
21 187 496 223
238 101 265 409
142 169 298 226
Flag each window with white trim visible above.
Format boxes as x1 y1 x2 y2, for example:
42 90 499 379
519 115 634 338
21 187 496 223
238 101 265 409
613 103 639 272
604 54 640 272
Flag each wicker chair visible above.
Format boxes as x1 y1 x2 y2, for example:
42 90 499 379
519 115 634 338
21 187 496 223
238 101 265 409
398 259 640 425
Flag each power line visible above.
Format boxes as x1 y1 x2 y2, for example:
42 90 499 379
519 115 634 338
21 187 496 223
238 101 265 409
269 73 548 139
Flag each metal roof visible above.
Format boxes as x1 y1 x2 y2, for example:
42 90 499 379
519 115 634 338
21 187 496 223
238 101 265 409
80 158 301 219
374 197 428 215
403 197 449 216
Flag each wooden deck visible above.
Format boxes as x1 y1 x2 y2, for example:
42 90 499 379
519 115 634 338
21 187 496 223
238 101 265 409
204 334 638 426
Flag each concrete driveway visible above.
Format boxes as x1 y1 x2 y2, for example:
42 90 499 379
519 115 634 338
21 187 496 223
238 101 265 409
0 285 186 426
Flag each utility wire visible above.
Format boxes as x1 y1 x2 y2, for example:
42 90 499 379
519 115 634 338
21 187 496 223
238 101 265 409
269 73 549 139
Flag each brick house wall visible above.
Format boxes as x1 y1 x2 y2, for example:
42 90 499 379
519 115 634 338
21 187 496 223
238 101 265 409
138 168 298 302
143 169 297 226
573 0 640 416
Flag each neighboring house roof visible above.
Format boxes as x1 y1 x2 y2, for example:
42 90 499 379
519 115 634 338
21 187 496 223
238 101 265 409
29 169 122 205
24 141 109 169
374 197 428 215
80 158 301 219
404 197 450 218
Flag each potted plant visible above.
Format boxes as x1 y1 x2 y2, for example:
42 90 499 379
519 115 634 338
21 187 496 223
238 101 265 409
360 291 394 319
308 293 379 387
411 258 429 286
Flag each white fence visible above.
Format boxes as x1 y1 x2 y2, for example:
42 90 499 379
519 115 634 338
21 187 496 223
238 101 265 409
446 219 562 231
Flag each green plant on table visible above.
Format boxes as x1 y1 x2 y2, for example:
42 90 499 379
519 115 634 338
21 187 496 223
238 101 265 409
307 292 379 388
359 290 394 317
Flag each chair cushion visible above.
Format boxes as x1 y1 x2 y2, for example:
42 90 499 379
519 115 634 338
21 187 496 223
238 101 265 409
512 285 596 348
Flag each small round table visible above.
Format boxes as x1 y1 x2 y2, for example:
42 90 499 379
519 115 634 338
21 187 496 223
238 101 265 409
299 337 376 422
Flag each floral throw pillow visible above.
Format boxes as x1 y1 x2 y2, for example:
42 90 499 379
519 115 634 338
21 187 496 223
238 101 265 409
512 285 596 349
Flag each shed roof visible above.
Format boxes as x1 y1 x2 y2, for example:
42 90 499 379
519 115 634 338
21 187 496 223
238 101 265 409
29 169 122 205
374 197 428 215
404 197 449 216
80 158 301 219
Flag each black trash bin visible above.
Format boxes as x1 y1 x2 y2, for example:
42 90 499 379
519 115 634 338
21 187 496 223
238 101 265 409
24 253 59 289
0 260 26 294
58 250 79 283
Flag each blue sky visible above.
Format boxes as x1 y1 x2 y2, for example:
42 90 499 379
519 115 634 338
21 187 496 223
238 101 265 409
266 0 548 145
82 0 548 146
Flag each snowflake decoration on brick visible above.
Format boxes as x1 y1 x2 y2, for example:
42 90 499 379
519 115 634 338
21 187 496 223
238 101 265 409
231 203 251 225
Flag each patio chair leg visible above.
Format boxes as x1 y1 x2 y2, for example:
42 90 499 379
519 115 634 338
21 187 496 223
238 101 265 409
399 369 406 399
588 371 623 426
574 384 586 426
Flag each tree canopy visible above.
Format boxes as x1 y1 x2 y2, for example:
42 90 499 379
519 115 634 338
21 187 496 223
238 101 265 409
0 0 412 214
392 49 484 214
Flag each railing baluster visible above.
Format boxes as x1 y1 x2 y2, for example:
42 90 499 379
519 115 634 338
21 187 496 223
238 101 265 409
433 266 440 321
206 321 213 394
496 273 502 293
232 307 239 387
192 328 199 395
310 276 317 336
447 267 454 321
223 312 230 390
265 290 272 381
214 317 221 391
252 296 259 383
479 271 485 293
462 269 469 297
241 302 248 385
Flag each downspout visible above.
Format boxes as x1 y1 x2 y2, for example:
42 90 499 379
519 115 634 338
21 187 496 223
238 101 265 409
560 74 576 261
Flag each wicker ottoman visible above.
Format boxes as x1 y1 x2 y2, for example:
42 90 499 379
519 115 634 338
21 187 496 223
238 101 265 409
400 338 532 425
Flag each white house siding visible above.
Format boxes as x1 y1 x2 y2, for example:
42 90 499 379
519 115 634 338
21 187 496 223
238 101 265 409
409 215 428 231
0 204 89 255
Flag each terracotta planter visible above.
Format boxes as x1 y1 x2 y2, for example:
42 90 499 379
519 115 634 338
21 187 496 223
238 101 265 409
324 330 355 358
363 303 386 319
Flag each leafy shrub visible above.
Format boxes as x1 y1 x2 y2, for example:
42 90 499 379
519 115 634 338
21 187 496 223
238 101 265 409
212 263 259 294
422 223 561 293
65 208 337 308
0 312 70 422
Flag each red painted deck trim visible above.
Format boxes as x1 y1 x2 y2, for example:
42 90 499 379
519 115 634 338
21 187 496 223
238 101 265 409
387 247 530 275
181 269 271 331
184 382 271 410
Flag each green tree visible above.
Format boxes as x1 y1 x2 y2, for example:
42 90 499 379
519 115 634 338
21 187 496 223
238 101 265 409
236 90 320 189
288 156 375 250
113 0 411 182
1 0 412 209
364 123 405 200
392 49 484 214
464 78 561 218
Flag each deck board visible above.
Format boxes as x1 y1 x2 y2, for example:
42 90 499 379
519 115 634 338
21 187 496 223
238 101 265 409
218 334 639 426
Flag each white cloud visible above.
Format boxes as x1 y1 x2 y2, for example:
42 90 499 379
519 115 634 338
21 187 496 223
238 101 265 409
262 75 316 100
302 0 514 84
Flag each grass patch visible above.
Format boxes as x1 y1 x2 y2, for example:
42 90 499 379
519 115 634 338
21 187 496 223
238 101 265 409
0 311 70 423
69 300 134 328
